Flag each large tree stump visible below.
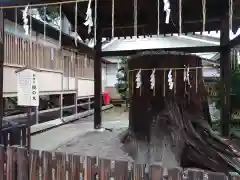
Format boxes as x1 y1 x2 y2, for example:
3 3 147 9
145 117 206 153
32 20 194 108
125 52 240 173
128 52 210 138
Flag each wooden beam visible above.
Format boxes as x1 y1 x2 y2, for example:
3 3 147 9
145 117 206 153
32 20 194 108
101 46 220 57
220 7 231 137
94 2 102 129
0 9 4 143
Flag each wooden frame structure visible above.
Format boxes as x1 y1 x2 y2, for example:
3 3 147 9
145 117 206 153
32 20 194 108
0 0 239 137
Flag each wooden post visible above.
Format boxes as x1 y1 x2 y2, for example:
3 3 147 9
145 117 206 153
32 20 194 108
0 9 4 144
220 3 231 137
27 107 31 151
35 106 39 124
94 0 102 129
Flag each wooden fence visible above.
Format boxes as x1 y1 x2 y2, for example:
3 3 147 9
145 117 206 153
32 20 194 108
0 145 240 180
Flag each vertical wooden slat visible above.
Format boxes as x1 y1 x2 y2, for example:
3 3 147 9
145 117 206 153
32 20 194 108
0 145 4 180
115 160 128 180
134 164 144 180
12 35 15 64
19 37 21 65
99 158 111 180
68 154 81 180
4 34 6 63
6 146 16 180
90 157 101 180
30 149 40 180
41 151 52 180
68 154 73 180
86 156 92 179
6 34 9 64
150 165 163 180
16 147 28 180
8 34 11 64
168 167 183 180
185 168 204 180
55 152 66 180
79 156 85 180
207 171 226 180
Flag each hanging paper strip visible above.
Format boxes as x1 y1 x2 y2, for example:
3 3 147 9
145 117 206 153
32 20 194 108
168 69 173 90
84 0 93 34
184 65 191 87
163 0 171 24
22 5 29 36
136 69 141 89
150 69 155 89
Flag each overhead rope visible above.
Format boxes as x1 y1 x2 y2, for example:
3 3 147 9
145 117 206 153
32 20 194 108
112 0 114 38
179 0 182 34
229 0 233 31
202 0 206 32
157 0 160 36
134 0 138 37
0 1 78 9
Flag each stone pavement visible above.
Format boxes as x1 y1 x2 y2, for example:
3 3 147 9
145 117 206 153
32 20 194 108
31 107 178 167
31 107 128 152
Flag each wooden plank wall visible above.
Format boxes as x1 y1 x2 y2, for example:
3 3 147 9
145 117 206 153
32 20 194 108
0 145 239 180
4 32 94 79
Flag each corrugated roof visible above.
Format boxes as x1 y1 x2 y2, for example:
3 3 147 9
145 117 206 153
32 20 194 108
102 34 219 60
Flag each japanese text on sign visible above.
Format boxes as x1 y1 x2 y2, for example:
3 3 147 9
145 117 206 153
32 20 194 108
17 68 39 106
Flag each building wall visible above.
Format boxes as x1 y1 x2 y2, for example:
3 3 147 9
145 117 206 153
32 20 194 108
3 19 106 97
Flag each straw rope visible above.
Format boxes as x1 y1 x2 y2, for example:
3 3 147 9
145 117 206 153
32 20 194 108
0 1 79 9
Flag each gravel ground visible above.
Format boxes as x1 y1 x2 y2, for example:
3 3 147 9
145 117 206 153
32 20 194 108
32 106 178 167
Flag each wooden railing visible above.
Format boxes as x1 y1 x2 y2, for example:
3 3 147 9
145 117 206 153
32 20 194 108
0 145 239 180
4 32 94 79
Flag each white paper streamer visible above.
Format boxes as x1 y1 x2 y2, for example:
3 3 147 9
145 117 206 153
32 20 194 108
22 5 29 36
150 69 155 89
136 69 141 89
168 69 173 90
84 0 93 34
184 65 191 87
163 0 171 24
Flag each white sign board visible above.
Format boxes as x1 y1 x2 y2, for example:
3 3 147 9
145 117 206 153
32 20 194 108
17 69 39 106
